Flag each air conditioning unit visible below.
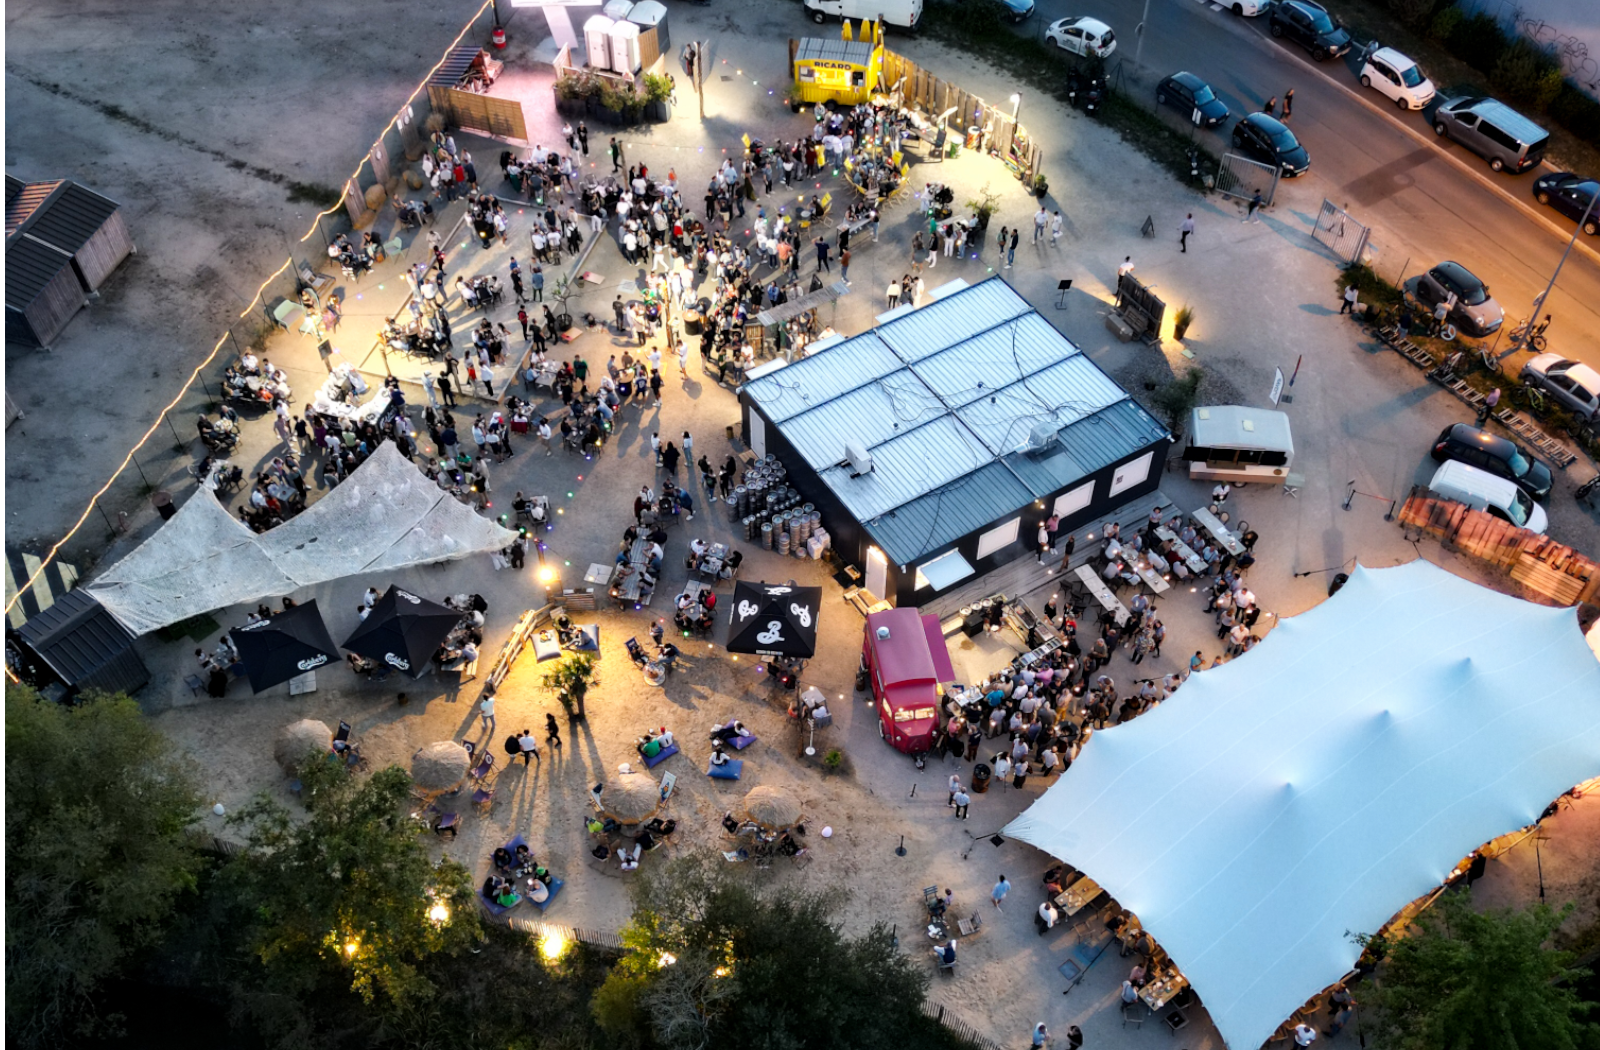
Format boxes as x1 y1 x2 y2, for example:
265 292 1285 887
1024 420 1059 454
845 442 874 477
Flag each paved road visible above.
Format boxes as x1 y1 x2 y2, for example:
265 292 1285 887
1019 0 1600 371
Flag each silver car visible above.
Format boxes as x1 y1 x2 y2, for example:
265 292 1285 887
1521 354 1600 423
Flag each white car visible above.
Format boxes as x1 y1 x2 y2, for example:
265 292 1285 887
1359 47 1436 111
1045 16 1117 58
1220 0 1266 15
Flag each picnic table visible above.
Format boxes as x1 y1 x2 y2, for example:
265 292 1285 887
1155 527 1208 575
1139 972 1189 1011
1192 507 1246 557
1131 559 1170 594
610 537 655 606
693 542 730 582
1073 565 1129 626
1055 874 1104 916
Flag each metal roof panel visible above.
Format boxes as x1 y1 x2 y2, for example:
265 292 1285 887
742 332 902 422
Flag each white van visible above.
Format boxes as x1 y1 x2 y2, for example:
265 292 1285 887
1428 460 1548 534
805 0 922 31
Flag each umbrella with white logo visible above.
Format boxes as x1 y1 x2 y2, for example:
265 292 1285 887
341 585 461 678
725 581 821 658
231 600 341 693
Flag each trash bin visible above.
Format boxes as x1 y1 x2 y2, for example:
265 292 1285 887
965 126 981 150
972 762 992 794
151 490 176 521
1329 572 1350 597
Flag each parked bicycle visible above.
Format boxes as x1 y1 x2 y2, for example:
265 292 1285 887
1509 314 1551 353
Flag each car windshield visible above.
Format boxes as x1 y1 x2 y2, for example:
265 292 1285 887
1269 126 1300 150
1399 64 1425 87
1507 449 1532 477
1308 10 1336 32
1458 281 1489 306
1507 489 1533 527
1193 84 1216 104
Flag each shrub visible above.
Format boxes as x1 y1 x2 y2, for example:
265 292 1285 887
1450 13 1510 74
1337 262 1403 312
1429 5 1463 43
1493 39 1564 110
642 72 672 104
822 748 844 771
1150 368 1204 431
1550 81 1600 141
554 72 599 101
1388 0 1439 31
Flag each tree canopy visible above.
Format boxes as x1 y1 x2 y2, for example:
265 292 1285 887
4 686 204 1047
595 855 940 1050
1360 889 1599 1050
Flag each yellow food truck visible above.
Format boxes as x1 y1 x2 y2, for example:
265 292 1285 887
789 34 883 111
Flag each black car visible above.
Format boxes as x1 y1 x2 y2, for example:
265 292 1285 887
1533 172 1599 235
1431 423 1553 501
1269 0 1352 61
1156 72 1230 128
1231 113 1309 176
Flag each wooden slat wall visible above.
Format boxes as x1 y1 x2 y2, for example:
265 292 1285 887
73 210 135 291
25 264 88 346
427 85 528 143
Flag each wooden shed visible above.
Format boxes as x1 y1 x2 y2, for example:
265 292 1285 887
4 175 135 348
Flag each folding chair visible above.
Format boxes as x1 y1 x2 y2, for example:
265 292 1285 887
184 674 206 697
922 885 939 913
334 720 352 746
470 750 496 782
1164 1009 1189 1036
659 771 678 801
1121 1002 1146 1028
472 783 495 812
433 809 460 839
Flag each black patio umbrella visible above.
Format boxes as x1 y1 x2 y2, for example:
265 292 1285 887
230 600 341 693
725 581 822 658
341 585 461 678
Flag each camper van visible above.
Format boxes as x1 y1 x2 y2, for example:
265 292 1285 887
1181 406 1294 484
805 0 922 31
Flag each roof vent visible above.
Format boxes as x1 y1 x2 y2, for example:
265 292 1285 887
845 442 874 478
1024 420 1059 454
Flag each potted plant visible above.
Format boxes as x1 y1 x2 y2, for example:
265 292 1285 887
553 74 594 117
966 182 1001 230
1031 173 1049 198
542 651 597 720
1173 304 1195 341
550 277 576 332
642 73 672 123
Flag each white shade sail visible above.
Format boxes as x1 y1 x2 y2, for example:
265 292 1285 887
89 444 517 635
1004 560 1600 1050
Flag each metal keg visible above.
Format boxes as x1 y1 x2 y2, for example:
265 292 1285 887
761 522 773 549
777 529 790 556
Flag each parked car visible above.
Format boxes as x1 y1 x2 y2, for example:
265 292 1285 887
1428 461 1548 534
1430 423 1552 501
1521 353 1600 424
1220 0 1266 15
1231 113 1309 176
997 0 1035 22
1423 96 1548 173
1268 0 1352 61
1414 261 1503 337
1532 172 1600 235
1044 16 1117 58
1156 72 1230 128
1359 47 1435 110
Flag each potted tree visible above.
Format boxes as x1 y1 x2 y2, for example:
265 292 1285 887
966 182 1001 231
550 276 577 333
1031 173 1049 198
542 651 597 720
642 73 672 123
553 73 595 118
1173 304 1195 341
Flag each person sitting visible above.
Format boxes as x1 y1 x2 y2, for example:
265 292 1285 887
1128 963 1147 988
513 843 533 872
722 811 742 834
644 816 677 837
492 846 514 871
638 734 665 759
346 652 377 675
777 832 803 857
527 877 551 904
618 843 642 872
1037 900 1060 932
635 828 657 852
932 940 957 968
495 884 523 908
709 742 730 767
711 719 749 743
718 549 743 580
591 841 612 861
585 815 606 836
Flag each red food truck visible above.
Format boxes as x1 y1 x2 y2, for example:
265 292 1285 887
864 607 956 754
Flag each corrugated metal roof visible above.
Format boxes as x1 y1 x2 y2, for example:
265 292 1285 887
6 174 26 205
865 462 1037 566
5 235 76 308
5 179 63 239
876 278 1031 362
742 334 903 422
22 182 121 253
754 277 1169 562
796 37 876 65
427 44 486 86
16 588 141 690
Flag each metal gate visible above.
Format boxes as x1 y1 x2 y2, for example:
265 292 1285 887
1215 153 1280 205
1311 199 1372 264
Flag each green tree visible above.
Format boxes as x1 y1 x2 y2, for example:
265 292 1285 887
1358 889 1599 1050
223 759 481 1030
4 686 204 1047
602 855 935 1050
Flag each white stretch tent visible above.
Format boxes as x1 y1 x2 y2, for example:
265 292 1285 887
88 444 517 636
1004 560 1600 1050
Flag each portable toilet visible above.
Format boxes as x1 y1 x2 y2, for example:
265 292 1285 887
603 0 634 20
583 14 616 71
609 19 642 76
629 0 670 64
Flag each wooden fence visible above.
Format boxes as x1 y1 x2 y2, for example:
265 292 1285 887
427 85 528 142
1398 490 1600 609
881 50 1040 182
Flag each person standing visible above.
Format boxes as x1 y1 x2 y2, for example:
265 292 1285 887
1245 191 1264 223
610 137 624 172
1117 256 1135 278
814 236 831 273
1051 210 1064 243
577 121 589 155
1058 532 1077 572
479 693 496 733
1033 206 1048 243
1283 87 1295 120
1179 213 1195 253
1032 1022 1051 1049
438 372 456 407
1477 386 1501 426
839 246 851 283
948 773 962 808
1006 228 1019 269
517 728 541 765
1064 1024 1084 1045
991 874 1011 910
1037 521 1052 563
545 712 563 749
1340 284 1359 314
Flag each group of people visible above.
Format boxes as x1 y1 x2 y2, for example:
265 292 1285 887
482 839 557 909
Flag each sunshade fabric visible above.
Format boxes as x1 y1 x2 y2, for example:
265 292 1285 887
726 581 821 657
88 444 516 635
229 599 340 692
1003 560 1600 1050
342 585 461 678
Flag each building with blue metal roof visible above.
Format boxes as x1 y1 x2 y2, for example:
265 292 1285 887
739 277 1171 606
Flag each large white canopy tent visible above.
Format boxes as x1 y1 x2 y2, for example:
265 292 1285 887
88 444 517 636
1004 560 1600 1050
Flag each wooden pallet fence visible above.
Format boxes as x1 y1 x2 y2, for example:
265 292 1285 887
1398 491 1598 607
